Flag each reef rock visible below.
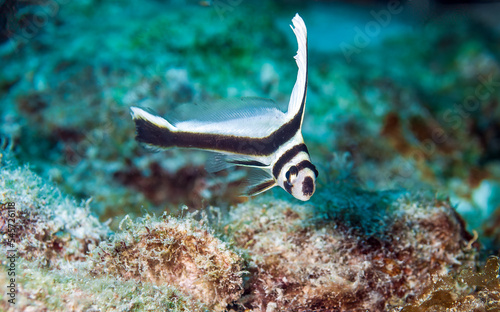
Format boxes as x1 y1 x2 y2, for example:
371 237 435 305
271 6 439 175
226 190 478 311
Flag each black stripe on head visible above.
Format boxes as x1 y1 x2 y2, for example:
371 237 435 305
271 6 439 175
272 144 309 179
296 160 319 177
247 180 276 196
302 176 314 196
284 181 293 194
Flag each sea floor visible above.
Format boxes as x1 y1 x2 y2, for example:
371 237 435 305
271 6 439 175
1 0 500 311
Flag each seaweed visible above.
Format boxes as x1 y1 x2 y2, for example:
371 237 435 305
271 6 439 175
0 162 242 311
89 213 245 311
225 193 477 311
396 256 500 312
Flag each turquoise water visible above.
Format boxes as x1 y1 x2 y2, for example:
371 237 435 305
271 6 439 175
1 1 500 310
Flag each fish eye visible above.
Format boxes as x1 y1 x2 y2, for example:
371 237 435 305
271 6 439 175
286 166 298 184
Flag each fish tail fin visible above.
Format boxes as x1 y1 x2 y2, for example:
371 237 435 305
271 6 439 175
130 106 177 150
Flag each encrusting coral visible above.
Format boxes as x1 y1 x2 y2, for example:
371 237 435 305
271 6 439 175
1 151 496 311
89 212 245 311
0 156 242 311
225 190 478 311
0 160 109 266
394 256 500 312
0 258 208 311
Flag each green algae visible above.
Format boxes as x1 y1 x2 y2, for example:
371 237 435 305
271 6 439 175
0 159 240 311
223 192 477 310
0 258 207 311
90 212 244 311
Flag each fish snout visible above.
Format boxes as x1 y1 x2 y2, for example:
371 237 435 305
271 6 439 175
291 169 316 201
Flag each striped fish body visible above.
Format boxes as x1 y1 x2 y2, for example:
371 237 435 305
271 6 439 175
130 14 318 201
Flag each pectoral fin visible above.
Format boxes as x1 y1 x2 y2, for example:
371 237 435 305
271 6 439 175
244 168 277 197
206 153 269 173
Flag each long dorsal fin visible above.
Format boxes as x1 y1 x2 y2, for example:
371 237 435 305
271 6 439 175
287 14 308 128
171 97 284 124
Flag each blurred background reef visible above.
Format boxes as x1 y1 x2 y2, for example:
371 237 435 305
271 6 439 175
1 0 500 310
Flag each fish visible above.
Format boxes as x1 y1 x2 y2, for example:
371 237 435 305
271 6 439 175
130 13 318 201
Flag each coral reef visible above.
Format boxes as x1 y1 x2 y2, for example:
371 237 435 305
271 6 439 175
0 160 109 266
1 0 500 311
485 206 500 254
90 212 244 311
2 0 499 246
0 159 242 311
113 158 246 210
225 191 477 311
305 14 500 240
393 256 500 312
0 152 492 312
0 259 207 311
